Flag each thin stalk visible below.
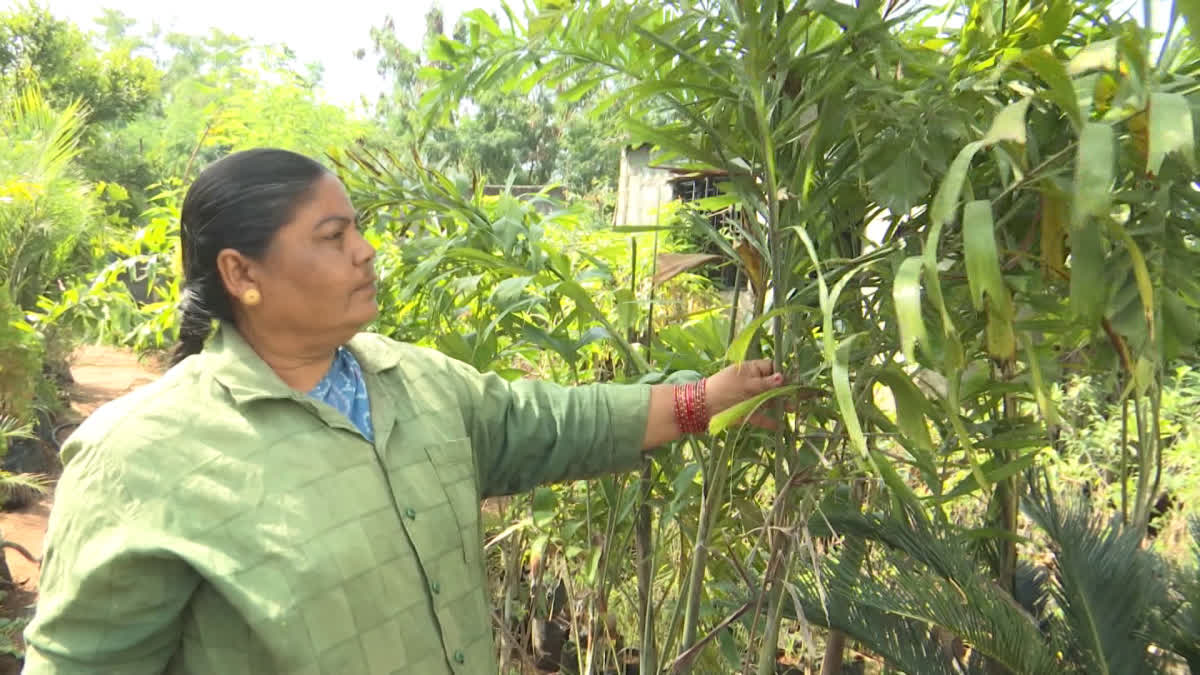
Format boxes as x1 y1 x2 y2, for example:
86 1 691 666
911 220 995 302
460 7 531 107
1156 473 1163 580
636 465 657 674
1120 393 1130 524
1131 394 1151 531
680 438 733 655
754 544 793 675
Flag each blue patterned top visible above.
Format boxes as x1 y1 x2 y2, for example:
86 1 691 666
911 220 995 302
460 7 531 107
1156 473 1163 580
308 346 374 443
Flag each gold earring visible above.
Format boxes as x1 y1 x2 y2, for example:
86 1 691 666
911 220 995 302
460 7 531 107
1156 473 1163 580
242 289 261 306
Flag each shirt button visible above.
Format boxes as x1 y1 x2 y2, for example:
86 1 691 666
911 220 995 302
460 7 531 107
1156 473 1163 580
431 581 441 594
453 650 465 664
404 507 417 520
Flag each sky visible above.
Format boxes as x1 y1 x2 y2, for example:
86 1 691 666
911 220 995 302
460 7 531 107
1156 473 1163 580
15 0 1172 109
21 0 506 107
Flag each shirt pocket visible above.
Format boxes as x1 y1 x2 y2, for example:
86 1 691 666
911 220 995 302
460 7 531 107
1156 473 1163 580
424 438 482 566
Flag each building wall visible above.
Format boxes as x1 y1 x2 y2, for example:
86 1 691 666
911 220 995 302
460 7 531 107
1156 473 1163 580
614 145 674 228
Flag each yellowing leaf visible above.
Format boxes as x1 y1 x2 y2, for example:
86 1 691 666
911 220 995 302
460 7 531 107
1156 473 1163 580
1040 189 1068 279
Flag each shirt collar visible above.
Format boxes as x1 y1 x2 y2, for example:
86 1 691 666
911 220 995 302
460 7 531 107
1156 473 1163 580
205 323 402 407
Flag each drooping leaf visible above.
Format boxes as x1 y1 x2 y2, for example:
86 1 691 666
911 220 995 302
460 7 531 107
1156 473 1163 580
893 256 929 364
1022 333 1060 427
1073 123 1115 227
1147 92 1197 176
1112 222 1155 342
963 200 1010 314
1069 219 1107 325
874 369 939 493
931 141 984 228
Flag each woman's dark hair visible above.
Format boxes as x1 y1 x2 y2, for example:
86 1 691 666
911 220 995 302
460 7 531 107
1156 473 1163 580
172 148 330 366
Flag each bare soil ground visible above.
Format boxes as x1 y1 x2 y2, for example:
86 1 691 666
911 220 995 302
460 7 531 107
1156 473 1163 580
0 346 162 673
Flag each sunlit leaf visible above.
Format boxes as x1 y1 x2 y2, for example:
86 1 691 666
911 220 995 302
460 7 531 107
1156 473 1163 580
1067 39 1118 75
1020 48 1081 128
893 256 929 364
1146 92 1196 176
708 385 804 435
962 200 1010 315
982 97 1032 146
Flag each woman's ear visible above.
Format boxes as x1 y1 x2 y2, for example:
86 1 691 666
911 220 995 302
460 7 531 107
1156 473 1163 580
215 248 259 302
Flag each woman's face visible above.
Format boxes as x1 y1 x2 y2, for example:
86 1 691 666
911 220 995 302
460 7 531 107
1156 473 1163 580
242 173 379 341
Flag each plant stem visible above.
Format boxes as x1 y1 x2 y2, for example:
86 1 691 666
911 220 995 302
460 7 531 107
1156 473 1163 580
680 439 732 656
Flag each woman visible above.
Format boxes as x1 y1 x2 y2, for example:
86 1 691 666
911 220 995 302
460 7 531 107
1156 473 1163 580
23 149 784 674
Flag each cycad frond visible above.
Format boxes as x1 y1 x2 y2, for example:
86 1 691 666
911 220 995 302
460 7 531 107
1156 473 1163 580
817 511 1061 675
1023 482 1165 675
784 537 959 675
1146 518 1200 672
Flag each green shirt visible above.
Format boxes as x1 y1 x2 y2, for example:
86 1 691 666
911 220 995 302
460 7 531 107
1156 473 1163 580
23 326 651 674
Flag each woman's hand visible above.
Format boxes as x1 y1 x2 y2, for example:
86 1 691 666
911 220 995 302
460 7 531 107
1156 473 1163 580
641 360 788 450
704 359 785 419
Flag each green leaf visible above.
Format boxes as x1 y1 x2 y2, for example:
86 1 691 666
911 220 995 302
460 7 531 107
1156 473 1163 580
931 141 984 228
941 449 1043 500
1147 92 1197 176
868 156 931 215
1073 123 1114 227
1020 48 1081 128
724 305 810 363
982 97 1032 146
491 275 533 308
1022 334 1060 427
708 385 804 435
1069 220 1107 325
893 256 929 363
962 200 1010 315
1068 39 1119 75
532 487 557 527
874 369 939 492
1112 222 1155 341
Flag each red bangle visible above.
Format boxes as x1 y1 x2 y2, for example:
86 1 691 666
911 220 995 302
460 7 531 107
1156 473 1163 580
673 379 710 435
